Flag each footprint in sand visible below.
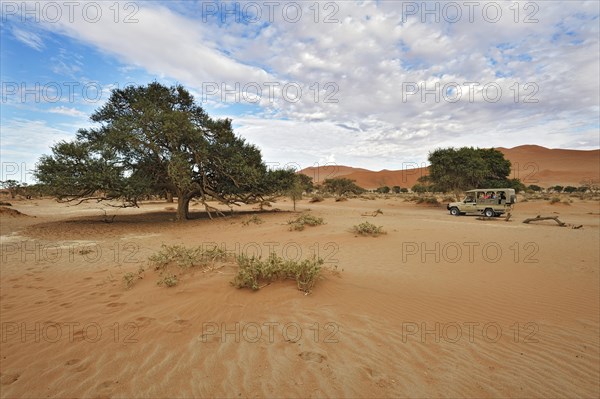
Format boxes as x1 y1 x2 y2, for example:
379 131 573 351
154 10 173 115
299 351 326 363
65 359 89 372
165 319 192 333
0 372 21 385
106 302 126 309
135 317 155 328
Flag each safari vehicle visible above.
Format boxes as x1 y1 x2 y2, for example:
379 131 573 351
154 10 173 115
447 188 516 217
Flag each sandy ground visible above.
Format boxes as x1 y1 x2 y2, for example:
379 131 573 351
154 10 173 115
1 195 599 398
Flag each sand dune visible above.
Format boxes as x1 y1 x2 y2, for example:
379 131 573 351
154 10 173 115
300 145 600 189
1 195 598 398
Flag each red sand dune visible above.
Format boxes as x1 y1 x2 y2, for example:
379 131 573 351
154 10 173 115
300 145 600 189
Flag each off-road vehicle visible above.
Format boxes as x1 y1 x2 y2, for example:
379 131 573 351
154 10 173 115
447 188 516 217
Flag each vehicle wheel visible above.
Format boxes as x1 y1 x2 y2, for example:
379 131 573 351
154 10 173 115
449 207 460 216
484 208 495 218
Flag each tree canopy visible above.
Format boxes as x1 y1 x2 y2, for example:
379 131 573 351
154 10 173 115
321 178 365 196
36 82 294 220
427 147 517 192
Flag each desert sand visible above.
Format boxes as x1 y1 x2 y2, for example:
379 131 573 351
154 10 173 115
300 145 600 189
0 192 599 398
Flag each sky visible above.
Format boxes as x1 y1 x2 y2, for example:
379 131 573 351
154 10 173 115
1 0 599 184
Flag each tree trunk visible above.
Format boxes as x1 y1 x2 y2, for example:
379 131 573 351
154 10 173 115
176 195 190 221
166 191 173 203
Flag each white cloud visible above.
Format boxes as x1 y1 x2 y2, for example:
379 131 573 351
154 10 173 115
11 27 43 51
47 106 87 117
3 0 599 171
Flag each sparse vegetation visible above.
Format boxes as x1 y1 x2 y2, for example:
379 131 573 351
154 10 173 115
231 253 327 293
550 197 561 204
309 195 324 203
122 266 145 289
242 215 264 226
416 196 440 206
288 213 325 231
352 221 386 237
147 244 233 287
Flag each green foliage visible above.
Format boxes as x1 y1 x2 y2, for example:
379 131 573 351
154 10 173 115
352 221 386 237
122 266 145 289
309 194 324 203
528 184 543 192
35 82 294 220
506 178 527 193
148 244 232 287
231 253 326 293
411 184 429 193
322 178 365 196
400 188 409 193
392 186 401 194
288 213 325 231
563 186 577 193
157 274 178 287
376 186 391 194
427 147 512 192
551 185 564 193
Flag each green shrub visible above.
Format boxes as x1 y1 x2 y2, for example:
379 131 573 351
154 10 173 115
122 266 145 289
288 213 324 231
231 253 326 293
147 245 233 287
157 274 178 287
352 221 386 237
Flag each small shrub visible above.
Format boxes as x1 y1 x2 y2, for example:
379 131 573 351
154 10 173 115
335 196 348 202
550 197 560 204
231 253 326 293
122 266 145 289
416 196 439 205
309 195 324 203
352 221 386 237
242 215 264 226
288 213 324 231
147 245 233 287
157 274 178 287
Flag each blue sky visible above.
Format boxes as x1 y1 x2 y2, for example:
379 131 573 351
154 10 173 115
1 0 599 183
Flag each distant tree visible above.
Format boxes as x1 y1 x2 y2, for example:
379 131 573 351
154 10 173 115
551 185 564 193
296 174 314 193
427 147 515 192
36 82 294 221
400 187 409 193
527 184 543 192
322 178 365 196
286 173 314 211
563 186 577 193
392 186 401 194
507 178 527 193
411 184 428 194
376 186 390 194
0 180 20 199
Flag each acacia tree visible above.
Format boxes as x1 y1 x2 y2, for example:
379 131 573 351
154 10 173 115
36 83 293 221
427 147 514 192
